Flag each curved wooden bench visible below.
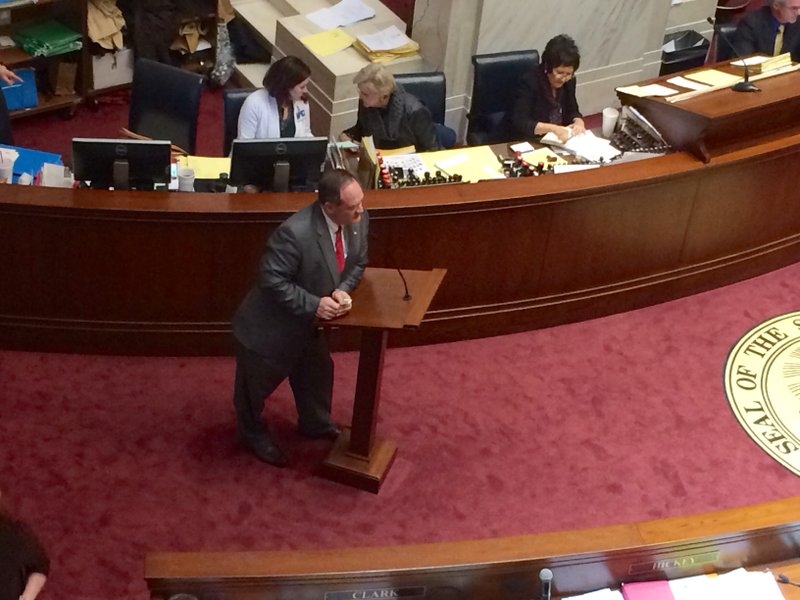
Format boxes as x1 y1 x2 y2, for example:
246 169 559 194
145 496 800 599
2 128 800 355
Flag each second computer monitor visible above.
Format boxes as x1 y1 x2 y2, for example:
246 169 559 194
230 137 329 192
72 138 171 190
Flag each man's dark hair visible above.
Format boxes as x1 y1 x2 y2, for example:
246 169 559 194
263 56 311 106
541 34 581 73
318 169 357 205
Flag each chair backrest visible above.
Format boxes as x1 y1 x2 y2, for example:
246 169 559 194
713 21 739 62
222 88 255 155
394 71 446 124
128 58 205 154
467 49 539 146
0 89 12 146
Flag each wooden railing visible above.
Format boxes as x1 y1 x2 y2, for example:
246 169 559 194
146 496 800 599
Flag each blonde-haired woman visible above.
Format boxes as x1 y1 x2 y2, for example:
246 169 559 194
340 63 441 151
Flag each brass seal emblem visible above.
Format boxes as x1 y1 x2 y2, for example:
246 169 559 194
724 311 800 475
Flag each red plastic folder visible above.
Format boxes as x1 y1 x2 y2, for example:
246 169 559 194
620 580 674 600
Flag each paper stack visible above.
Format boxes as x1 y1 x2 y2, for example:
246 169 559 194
730 52 791 74
540 130 621 163
620 569 785 599
354 25 419 62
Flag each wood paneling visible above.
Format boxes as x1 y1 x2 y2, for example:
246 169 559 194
2 132 800 355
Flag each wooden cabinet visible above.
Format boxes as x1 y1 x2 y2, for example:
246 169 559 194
0 0 88 118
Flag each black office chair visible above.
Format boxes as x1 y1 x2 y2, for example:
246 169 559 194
466 49 539 146
222 88 255 155
0 89 13 145
394 71 457 148
128 58 205 154
710 21 739 62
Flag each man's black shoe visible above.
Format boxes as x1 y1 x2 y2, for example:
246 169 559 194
299 425 341 441
243 438 289 467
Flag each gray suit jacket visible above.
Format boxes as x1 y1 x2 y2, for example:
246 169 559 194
232 201 369 364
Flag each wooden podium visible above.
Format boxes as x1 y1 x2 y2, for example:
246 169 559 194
320 267 446 493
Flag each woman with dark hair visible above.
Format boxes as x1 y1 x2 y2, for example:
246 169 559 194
238 56 314 139
511 34 585 143
0 488 49 600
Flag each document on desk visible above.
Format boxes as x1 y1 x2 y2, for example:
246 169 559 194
306 0 375 30
616 83 679 97
541 130 621 163
563 589 623 599
620 569 785 600
300 28 355 56
683 69 741 87
665 76 710 91
178 155 231 180
425 145 505 182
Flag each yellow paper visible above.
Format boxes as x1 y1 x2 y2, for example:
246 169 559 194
520 147 567 167
421 145 506 183
178 155 232 180
300 28 355 57
684 69 742 87
377 145 416 156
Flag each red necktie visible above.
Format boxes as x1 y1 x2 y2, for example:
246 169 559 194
335 226 345 272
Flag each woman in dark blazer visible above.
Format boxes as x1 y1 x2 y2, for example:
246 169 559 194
511 34 585 143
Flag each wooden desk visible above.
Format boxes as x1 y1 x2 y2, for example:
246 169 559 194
145 496 800 599
617 60 800 161
2 124 800 355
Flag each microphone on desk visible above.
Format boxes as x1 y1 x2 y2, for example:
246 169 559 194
778 573 800 587
539 568 553 600
706 17 760 92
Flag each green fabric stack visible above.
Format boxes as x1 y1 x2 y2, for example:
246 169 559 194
14 20 83 57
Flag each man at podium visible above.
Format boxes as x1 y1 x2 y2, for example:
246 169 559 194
231 169 368 467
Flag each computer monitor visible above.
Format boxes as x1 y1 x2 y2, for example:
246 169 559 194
230 137 329 192
72 138 172 190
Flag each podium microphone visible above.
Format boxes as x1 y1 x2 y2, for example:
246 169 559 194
397 268 412 301
539 568 553 600
707 17 759 92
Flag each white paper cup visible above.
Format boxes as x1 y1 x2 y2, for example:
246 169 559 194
602 107 620 138
0 159 15 183
178 168 195 192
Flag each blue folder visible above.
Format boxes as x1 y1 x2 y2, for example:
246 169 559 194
0 143 62 182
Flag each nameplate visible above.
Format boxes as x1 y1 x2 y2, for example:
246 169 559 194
629 551 720 575
325 587 426 600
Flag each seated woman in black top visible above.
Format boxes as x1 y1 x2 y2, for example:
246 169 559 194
511 34 585 143
340 63 441 152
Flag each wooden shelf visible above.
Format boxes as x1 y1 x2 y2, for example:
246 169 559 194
8 91 78 119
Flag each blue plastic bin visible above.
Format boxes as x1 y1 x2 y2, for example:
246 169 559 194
0 67 38 111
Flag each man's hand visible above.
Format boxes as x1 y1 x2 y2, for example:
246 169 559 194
316 296 348 320
0 65 21 86
331 289 352 310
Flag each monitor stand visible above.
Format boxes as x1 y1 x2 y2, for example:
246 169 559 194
272 160 290 193
113 159 130 190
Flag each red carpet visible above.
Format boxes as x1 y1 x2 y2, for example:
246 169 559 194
3 262 800 599
12 86 226 159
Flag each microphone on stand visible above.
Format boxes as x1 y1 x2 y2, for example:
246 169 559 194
539 568 553 600
707 17 759 92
